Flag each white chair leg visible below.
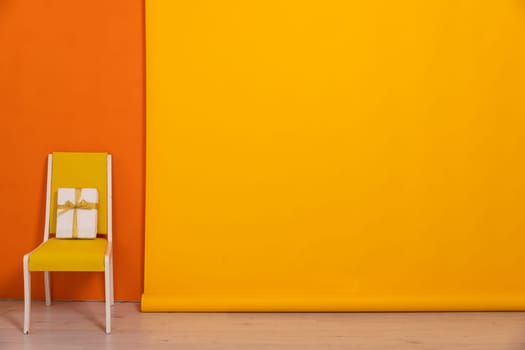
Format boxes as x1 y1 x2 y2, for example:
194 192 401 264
44 272 51 306
104 256 111 334
110 257 114 305
23 254 31 334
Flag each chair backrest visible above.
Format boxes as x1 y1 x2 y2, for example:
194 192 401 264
45 152 112 242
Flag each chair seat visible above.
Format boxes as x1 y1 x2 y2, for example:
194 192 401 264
29 238 107 272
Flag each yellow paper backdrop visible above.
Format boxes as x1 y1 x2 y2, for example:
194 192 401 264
143 0 525 311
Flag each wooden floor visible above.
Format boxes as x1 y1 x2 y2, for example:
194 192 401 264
2 301 525 349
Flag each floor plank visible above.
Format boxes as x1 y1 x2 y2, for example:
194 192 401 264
2 300 525 349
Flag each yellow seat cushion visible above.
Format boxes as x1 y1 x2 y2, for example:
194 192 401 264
29 238 107 272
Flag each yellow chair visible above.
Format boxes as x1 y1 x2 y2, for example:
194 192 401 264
23 152 114 334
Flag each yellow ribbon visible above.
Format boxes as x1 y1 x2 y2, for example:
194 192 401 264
57 188 98 238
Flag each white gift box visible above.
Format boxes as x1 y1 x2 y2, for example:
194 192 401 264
56 188 98 239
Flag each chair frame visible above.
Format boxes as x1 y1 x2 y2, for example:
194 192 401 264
23 153 114 334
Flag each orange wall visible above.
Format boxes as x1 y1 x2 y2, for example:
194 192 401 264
0 1 144 301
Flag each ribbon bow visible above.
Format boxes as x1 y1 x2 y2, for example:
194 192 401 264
57 188 98 238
